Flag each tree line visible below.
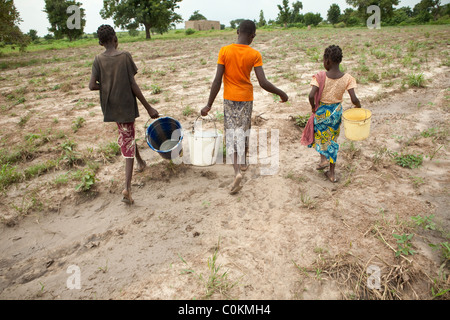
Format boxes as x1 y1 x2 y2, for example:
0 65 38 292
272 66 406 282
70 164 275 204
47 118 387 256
1 0 449 51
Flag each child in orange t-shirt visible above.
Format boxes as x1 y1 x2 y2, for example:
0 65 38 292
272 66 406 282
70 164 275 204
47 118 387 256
201 20 288 194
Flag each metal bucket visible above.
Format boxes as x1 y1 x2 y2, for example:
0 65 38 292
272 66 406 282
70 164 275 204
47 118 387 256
186 116 222 167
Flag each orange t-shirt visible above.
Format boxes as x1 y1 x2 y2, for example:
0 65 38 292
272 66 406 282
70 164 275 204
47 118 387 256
217 44 263 102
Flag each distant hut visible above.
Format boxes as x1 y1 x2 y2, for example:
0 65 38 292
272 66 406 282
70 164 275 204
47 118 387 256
185 20 221 31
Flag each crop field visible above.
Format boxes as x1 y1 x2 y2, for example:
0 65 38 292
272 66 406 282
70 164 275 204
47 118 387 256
0 25 449 300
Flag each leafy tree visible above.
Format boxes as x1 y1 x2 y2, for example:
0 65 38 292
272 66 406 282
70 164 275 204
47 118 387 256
0 0 30 50
327 3 341 24
291 1 303 23
339 7 361 26
277 0 291 28
346 0 399 20
101 0 182 39
414 0 442 20
258 10 266 27
27 29 39 41
230 19 245 29
386 7 410 25
44 0 86 41
304 12 322 26
189 10 206 21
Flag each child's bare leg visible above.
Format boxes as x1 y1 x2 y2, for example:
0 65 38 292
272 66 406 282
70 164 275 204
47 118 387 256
316 154 328 170
135 145 146 172
325 163 337 183
230 152 243 194
122 158 134 204
241 144 249 171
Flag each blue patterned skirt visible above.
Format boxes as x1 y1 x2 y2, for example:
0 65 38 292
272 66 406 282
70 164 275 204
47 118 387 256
308 102 343 164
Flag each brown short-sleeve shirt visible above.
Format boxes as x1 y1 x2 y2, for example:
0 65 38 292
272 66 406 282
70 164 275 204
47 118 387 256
91 51 139 123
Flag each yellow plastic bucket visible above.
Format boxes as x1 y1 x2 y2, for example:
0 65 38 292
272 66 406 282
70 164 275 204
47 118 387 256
342 108 372 141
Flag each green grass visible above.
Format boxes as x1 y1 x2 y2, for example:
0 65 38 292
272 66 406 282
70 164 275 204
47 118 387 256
393 233 416 257
0 163 21 191
72 117 85 133
99 142 120 161
393 152 423 169
75 168 96 192
182 105 195 117
23 160 57 180
0 29 238 58
293 114 311 128
408 73 426 88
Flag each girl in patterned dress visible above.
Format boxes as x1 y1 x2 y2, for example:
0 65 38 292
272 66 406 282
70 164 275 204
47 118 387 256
301 45 361 183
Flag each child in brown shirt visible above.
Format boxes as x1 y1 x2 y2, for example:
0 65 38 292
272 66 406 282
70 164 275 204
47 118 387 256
89 25 159 204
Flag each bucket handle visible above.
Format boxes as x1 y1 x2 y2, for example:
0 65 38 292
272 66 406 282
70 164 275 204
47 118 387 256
192 115 218 136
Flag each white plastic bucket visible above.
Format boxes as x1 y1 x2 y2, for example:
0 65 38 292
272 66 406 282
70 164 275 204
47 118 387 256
187 117 222 167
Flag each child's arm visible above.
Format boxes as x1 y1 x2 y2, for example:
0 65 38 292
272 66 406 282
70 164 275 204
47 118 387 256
254 66 288 102
309 86 319 113
348 89 361 108
130 77 159 119
88 74 100 91
201 64 225 116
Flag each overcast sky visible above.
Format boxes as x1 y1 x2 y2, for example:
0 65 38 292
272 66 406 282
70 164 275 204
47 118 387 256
15 0 448 36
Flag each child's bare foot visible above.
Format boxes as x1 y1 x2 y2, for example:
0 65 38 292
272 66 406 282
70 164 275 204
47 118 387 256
135 160 146 173
316 161 328 171
121 190 134 204
230 173 243 195
324 171 338 183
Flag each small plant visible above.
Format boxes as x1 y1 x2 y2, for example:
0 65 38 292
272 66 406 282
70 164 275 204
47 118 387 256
421 127 438 138
408 73 426 88
411 214 436 231
393 233 416 257
0 163 21 190
178 238 239 299
409 176 425 188
300 190 316 209
185 28 196 35
393 152 423 169
202 239 239 299
72 117 85 133
75 168 96 192
429 242 450 262
427 145 443 161
293 114 310 128
151 84 162 95
59 140 81 167
99 142 120 161
18 114 31 127
182 105 195 117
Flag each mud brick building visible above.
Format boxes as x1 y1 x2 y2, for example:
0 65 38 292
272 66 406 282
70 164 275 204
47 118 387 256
185 20 221 31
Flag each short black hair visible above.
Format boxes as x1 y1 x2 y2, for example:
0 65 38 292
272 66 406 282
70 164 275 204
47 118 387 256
97 24 116 45
238 20 256 35
324 45 343 64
